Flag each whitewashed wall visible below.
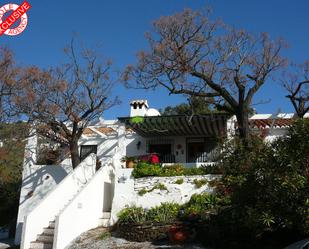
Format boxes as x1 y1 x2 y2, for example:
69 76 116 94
15 131 73 245
20 154 96 249
15 160 72 245
264 128 288 143
79 135 118 165
54 163 114 249
125 133 147 158
110 169 218 225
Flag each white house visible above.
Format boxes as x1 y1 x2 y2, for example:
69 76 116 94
14 100 307 249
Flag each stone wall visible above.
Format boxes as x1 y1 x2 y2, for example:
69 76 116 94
110 169 219 225
134 175 216 191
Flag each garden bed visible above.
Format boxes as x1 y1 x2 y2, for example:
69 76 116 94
118 223 172 242
132 162 222 178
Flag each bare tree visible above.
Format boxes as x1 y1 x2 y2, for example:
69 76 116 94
124 9 286 140
16 41 119 168
0 48 20 121
282 61 309 118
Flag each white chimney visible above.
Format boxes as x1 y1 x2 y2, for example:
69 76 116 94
130 100 149 117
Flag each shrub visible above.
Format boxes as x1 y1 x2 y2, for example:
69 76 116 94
132 162 218 178
132 162 161 178
118 206 147 224
117 203 180 225
201 119 309 247
138 188 148 196
174 178 184 184
160 164 185 176
147 203 180 224
182 193 228 219
137 183 168 196
193 178 208 188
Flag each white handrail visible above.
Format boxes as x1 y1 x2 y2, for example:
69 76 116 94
21 154 96 249
53 161 114 249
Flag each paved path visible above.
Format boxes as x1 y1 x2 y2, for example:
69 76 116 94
67 227 209 249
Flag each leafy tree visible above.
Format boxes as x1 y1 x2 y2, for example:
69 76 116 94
0 122 27 236
16 41 119 168
161 96 213 115
210 119 309 248
124 9 286 140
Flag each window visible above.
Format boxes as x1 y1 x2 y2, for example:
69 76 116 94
148 143 172 155
80 145 97 161
186 137 217 162
147 139 175 163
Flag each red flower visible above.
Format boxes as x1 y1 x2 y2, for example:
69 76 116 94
150 154 159 164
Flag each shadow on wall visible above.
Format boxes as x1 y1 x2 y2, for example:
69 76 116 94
15 163 71 245
79 138 118 163
126 137 146 157
20 165 69 206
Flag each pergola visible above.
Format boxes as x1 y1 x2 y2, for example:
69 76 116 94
118 114 229 137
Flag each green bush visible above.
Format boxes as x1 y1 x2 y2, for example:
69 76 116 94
193 178 208 188
138 188 148 196
132 162 161 178
160 164 185 176
117 203 180 225
174 178 184 184
147 203 180 224
182 192 229 219
137 183 168 196
118 206 147 224
132 162 219 178
202 119 309 248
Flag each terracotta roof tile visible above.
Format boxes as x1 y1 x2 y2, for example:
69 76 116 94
249 118 295 129
82 128 96 136
95 127 116 135
83 127 116 136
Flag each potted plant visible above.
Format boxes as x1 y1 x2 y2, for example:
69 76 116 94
168 224 189 243
121 156 136 168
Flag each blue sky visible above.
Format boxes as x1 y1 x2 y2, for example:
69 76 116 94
1 0 309 119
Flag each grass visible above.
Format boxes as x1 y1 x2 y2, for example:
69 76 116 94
97 231 111 240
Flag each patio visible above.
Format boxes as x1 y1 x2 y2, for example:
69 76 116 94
119 114 228 166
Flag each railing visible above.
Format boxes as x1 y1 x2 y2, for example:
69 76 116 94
159 154 176 163
159 151 219 164
20 154 96 249
54 161 114 249
189 150 219 163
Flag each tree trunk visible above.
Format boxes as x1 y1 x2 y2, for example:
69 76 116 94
69 138 80 169
236 106 250 141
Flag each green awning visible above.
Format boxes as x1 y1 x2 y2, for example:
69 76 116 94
118 114 228 137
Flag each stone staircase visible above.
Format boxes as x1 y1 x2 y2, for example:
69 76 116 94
29 212 111 249
29 220 55 249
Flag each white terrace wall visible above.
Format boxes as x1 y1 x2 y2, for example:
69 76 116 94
15 132 73 245
20 154 96 249
54 163 115 249
110 168 219 225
